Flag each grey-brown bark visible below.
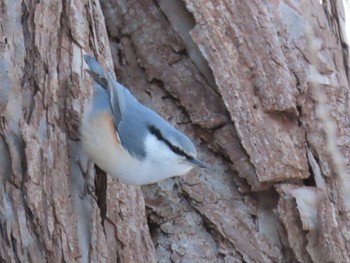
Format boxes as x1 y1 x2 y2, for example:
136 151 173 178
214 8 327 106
0 0 349 262
0 0 155 262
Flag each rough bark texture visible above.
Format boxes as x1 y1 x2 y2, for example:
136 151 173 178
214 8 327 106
0 0 349 262
0 0 155 262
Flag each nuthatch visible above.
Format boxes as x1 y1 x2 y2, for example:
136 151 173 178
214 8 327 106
81 55 206 185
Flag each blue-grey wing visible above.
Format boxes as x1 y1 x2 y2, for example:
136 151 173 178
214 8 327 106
106 72 139 131
105 72 126 126
117 102 148 159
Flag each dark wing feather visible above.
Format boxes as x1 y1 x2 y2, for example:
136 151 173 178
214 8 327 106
86 69 108 89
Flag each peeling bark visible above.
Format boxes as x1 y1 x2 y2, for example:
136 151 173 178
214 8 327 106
0 0 349 262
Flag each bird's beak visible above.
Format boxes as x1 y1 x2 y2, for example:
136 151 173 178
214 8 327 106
187 158 207 168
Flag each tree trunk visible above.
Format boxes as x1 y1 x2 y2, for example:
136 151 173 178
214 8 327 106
0 0 349 262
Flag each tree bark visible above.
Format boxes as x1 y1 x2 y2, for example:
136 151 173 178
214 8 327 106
0 0 155 262
0 0 349 262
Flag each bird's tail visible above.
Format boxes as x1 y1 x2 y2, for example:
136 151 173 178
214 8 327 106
84 54 139 120
83 54 108 89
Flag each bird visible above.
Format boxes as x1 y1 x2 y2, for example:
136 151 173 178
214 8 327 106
81 55 206 185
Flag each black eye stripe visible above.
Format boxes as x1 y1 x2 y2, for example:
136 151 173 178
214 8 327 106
148 125 193 160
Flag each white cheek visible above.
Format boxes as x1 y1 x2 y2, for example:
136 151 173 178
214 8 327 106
144 134 179 163
143 134 193 179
